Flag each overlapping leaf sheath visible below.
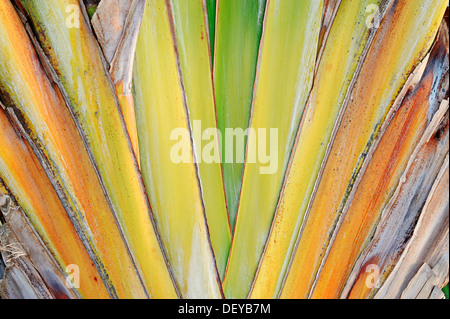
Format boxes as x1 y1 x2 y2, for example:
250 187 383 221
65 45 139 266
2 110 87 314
343 103 449 299
133 0 222 298
214 0 266 228
1 182 78 299
375 155 449 299
0 107 108 298
1 185 57 299
311 25 449 298
0 0 151 299
249 0 383 299
91 0 145 163
280 0 447 299
398 252 448 299
223 0 323 299
17 0 177 298
0 220 54 299
169 0 232 279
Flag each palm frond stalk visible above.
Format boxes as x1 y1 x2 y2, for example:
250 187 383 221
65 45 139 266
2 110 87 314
0 0 448 299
